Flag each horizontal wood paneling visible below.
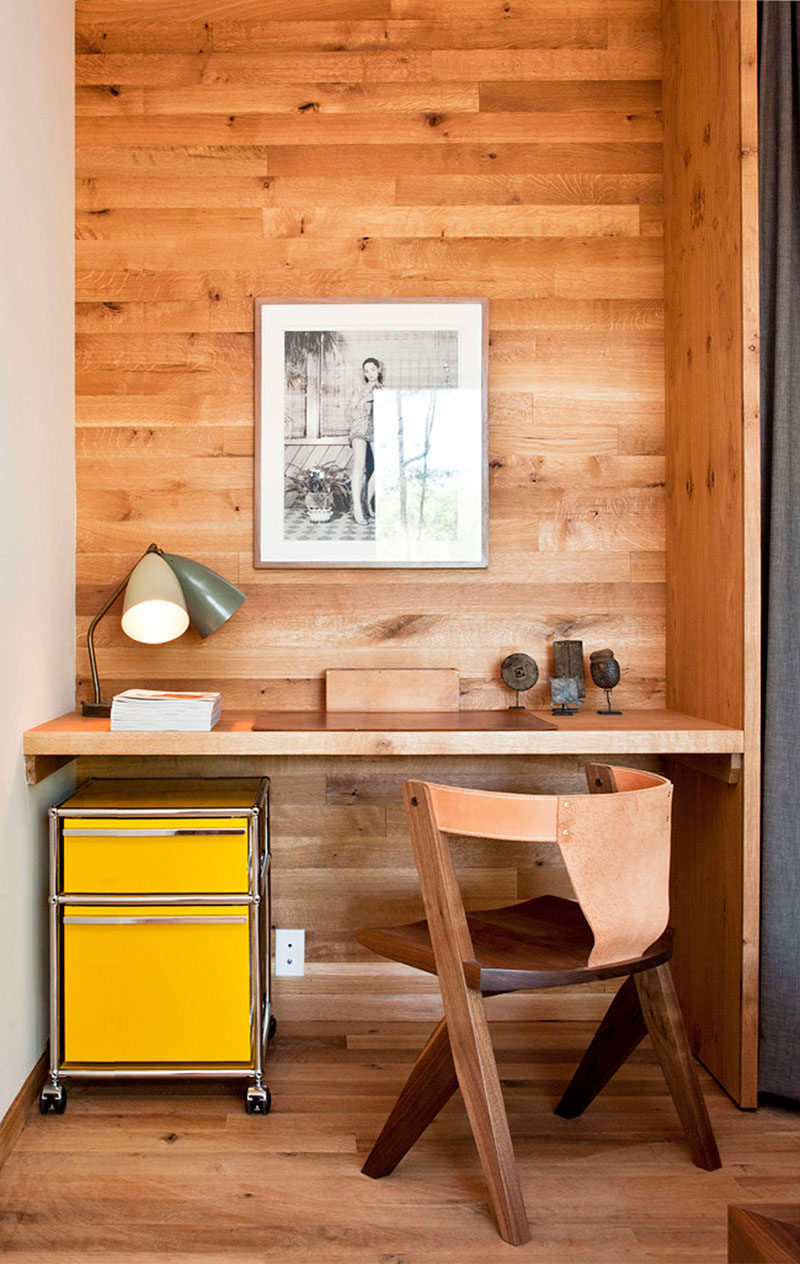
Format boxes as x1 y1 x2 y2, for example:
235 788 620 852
75 0 664 1020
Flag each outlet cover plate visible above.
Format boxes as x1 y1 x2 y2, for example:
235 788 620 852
274 928 305 977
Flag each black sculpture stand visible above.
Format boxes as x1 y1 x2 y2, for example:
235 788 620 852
597 690 622 716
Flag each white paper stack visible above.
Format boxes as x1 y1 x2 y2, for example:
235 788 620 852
110 689 222 732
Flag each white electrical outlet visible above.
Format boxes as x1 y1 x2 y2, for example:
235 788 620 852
274 928 305 977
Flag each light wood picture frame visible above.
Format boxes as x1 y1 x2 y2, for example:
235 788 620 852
254 298 488 568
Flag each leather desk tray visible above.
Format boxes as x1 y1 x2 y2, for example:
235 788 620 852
252 710 556 732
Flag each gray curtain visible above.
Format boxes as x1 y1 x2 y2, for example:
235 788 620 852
758 1 800 1100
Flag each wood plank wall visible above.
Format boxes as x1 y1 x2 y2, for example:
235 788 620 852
75 0 664 1021
75 0 664 713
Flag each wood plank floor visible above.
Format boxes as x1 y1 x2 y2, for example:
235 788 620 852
1 1022 798 1262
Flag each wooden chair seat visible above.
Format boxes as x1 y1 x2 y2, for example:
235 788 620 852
358 894 674 993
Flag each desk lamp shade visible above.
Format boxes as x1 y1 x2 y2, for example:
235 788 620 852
82 543 247 717
121 552 190 644
161 552 246 638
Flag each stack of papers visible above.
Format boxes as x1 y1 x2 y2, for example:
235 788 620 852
110 689 222 732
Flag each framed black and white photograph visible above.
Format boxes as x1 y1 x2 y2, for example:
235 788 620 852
254 299 487 568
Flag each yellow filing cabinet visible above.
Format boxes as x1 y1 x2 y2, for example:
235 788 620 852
41 778 272 1116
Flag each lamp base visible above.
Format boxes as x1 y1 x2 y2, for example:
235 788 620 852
82 700 112 718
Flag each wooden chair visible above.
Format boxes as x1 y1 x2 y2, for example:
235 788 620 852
357 765 721 1247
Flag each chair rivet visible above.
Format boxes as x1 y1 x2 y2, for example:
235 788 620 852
562 828 570 836
563 801 570 808
411 796 418 806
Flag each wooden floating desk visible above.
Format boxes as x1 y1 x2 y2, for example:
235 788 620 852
23 709 744 784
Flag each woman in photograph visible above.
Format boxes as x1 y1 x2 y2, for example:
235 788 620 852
347 356 381 525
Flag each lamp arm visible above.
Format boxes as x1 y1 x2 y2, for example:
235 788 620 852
86 543 160 706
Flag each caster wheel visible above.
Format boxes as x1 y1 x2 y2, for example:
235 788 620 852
267 1014 277 1042
39 1085 67 1115
245 1086 271 1116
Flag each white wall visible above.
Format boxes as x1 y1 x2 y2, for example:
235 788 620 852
0 0 75 1120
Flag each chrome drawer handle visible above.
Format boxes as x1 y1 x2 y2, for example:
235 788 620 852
63 828 244 837
63 915 248 926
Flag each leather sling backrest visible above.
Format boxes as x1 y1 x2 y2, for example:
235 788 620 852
406 767 673 968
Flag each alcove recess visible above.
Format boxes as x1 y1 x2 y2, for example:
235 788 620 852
71 0 759 1106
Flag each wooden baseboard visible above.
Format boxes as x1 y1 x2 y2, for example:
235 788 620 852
0 1047 47 1171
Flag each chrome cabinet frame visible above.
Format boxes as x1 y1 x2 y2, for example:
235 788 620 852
46 778 270 1103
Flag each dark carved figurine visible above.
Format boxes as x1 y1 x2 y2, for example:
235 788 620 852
590 648 622 715
553 639 585 700
500 653 539 708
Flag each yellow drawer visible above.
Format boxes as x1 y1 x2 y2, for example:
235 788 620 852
63 905 252 1064
62 817 250 894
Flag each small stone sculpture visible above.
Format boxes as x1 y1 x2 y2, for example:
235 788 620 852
553 639 585 700
500 653 539 709
590 648 622 715
550 676 582 716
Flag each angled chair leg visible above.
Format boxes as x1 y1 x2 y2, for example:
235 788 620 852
634 964 722 1171
447 988 530 1246
362 1017 458 1179
555 975 647 1119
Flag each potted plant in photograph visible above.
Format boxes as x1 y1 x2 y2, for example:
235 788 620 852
285 464 352 524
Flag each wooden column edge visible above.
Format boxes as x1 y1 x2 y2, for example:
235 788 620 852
739 0 761 1112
